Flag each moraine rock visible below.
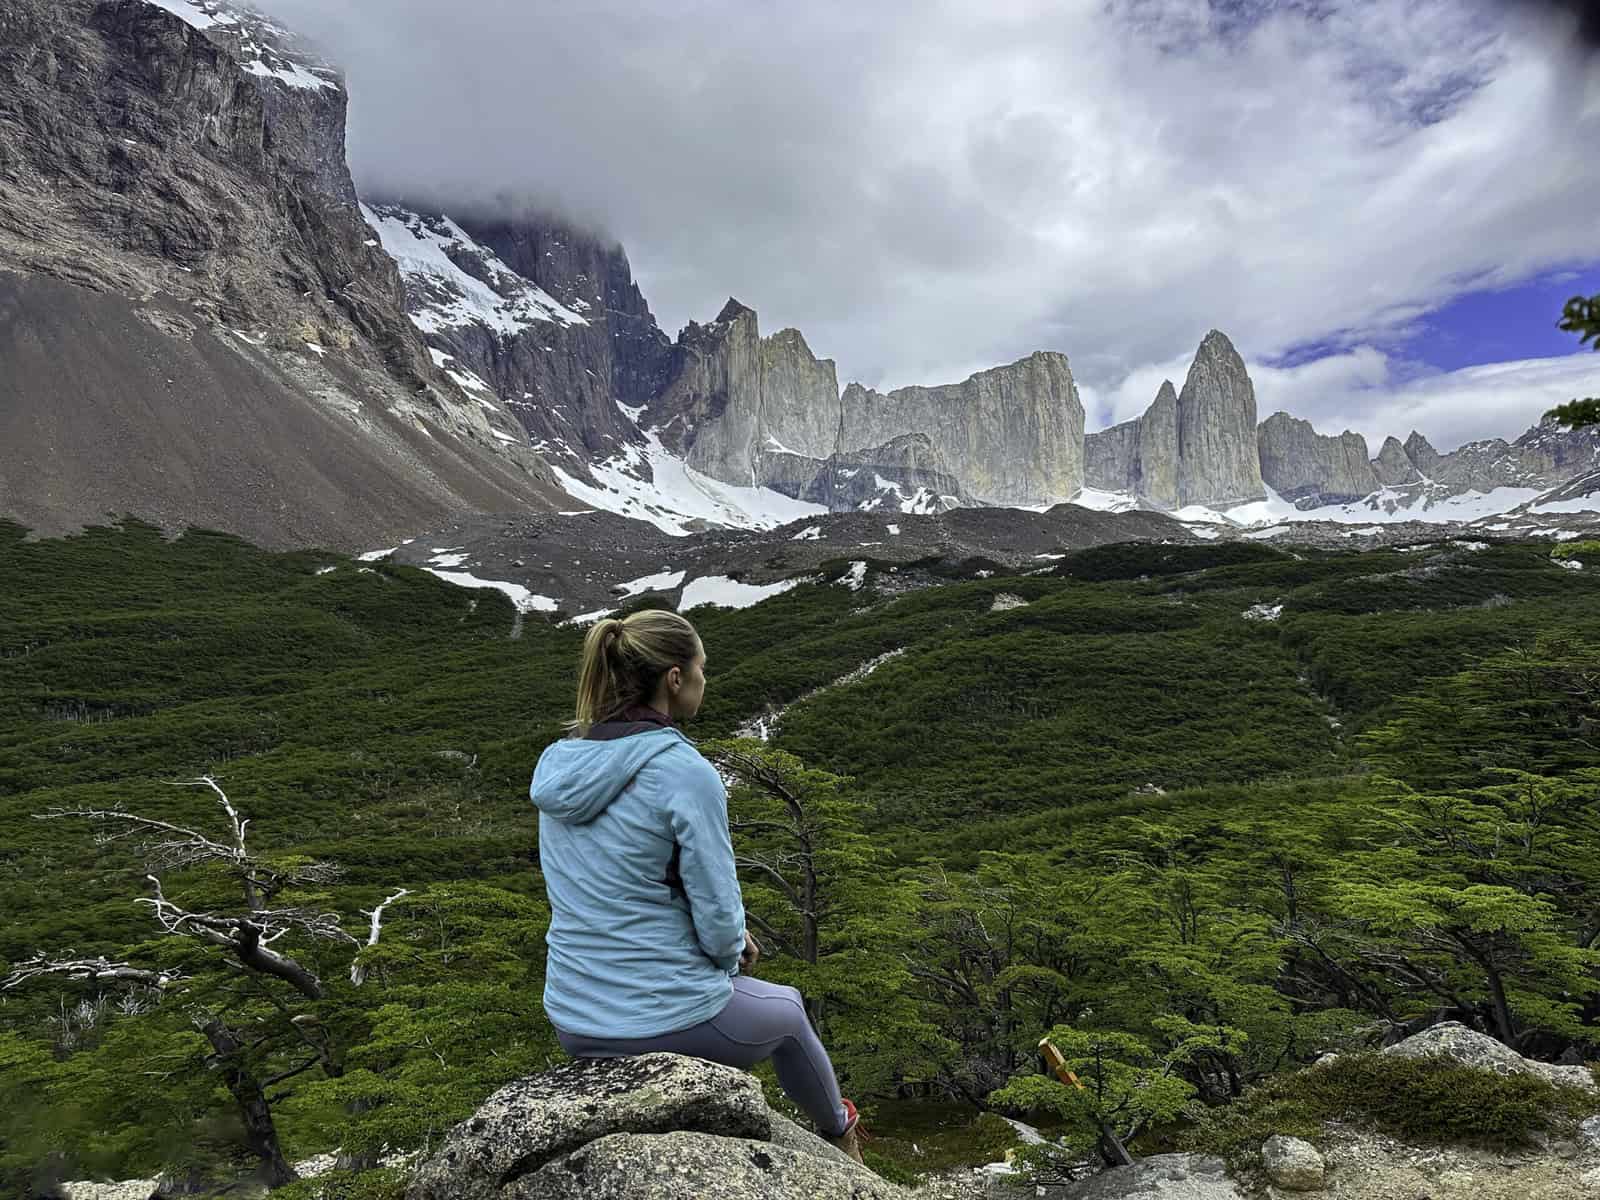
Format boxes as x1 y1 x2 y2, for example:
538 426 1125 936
1260 1134 1324 1191
839 351 1086 507
1176 330 1266 507
1381 1021 1599 1092
404 1052 904 1200
792 434 971 514
1084 381 1179 508
1257 412 1379 506
1371 435 1422 486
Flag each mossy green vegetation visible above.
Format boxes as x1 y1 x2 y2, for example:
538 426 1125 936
2 520 1598 1192
1178 1053 1599 1169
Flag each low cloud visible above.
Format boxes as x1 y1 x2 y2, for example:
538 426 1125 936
263 0 1600 445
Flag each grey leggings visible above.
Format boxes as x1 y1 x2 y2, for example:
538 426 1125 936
554 975 850 1137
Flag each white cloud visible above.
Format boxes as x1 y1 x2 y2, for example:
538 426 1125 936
262 0 1600 442
1251 348 1600 451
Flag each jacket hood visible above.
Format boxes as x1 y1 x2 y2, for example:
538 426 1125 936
530 727 687 825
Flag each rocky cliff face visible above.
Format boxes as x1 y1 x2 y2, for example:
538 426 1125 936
642 301 1064 510
1084 380 1179 508
1372 435 1422 486
1257 412 1379 505
1080 332 1265 513
838 351 1086 506
1176 330 1267 507
362 203 674 471
0 0 562 549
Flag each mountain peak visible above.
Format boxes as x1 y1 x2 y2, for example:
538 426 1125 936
715 298 756 324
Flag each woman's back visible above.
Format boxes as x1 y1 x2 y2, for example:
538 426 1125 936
531 717 746 1039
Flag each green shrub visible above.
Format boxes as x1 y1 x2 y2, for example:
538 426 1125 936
1180 1053 1596 1172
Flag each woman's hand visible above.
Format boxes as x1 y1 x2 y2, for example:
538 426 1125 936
739 930 761 971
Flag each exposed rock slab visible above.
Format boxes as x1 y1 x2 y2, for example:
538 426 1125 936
406 1054 773 1200
405 1053 906 1200
505 1130 902 1199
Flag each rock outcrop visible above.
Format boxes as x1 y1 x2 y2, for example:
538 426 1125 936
1084 381 1179 508
1381 1021 1599 1092
1257 412 1379 506
839 352 1086 507
1176 331 1266 507
404 1052 904 1200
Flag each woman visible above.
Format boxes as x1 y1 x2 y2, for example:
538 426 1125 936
530 608 864 1162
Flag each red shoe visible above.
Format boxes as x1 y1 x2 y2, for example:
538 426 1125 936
827 1099 867 1165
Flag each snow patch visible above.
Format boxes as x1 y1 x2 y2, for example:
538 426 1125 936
1530 494 1600 515
356 547 395 562
1243 603 1284 621
679 575 801 611
425 569 557 612
837 561 869 592
790 524 824 541
615 569 687 597
141 0 217 28
1557 559 1584 571
547 423 826 537
362 205 589 337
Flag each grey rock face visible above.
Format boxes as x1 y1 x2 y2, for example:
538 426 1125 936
1403 431 1441 476
1060 1153 1244 1199
1382 1021 1599 1092
647 302 1082 508
1084 381 1179 508
405 1053 904 1200
1260 1135 1324 1191
0 0 561 550
1176 331 1266 507
368 204 673 470
1372 436 1422 486
839 351 1086 506
1257 412 1378 506
760 327 844 462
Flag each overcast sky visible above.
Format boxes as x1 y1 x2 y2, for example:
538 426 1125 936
264 0 1600 451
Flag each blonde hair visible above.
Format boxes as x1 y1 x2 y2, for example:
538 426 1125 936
562 608 702 738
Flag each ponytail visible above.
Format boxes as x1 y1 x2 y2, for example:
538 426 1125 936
562 608 701 737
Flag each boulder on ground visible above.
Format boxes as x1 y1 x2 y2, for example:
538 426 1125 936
1381 1022 1598 1092
1261 1134 1324 1191
404 1052 902 1200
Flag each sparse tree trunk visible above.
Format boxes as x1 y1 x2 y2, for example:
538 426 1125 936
200 1017 297 1187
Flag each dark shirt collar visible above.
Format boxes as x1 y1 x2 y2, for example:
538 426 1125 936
583 702 678 740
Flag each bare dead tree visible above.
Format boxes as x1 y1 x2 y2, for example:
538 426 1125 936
11 777 406 1188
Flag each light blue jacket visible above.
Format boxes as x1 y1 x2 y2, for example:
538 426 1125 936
530 726 746 1038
